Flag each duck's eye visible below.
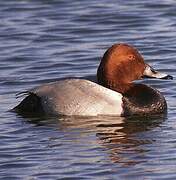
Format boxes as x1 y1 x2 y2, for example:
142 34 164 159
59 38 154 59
128 55 135 60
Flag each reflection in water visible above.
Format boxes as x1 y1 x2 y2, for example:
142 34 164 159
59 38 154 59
19 113 166 166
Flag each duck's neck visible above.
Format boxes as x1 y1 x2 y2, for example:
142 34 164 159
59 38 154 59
97 59 133 94
97 77 132 94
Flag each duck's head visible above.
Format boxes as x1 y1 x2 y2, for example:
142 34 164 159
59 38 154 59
97 43 172 93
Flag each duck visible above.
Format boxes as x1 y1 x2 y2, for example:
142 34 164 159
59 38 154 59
14 43 173 117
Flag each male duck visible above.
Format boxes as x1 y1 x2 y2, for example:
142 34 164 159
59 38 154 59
14 43 172 116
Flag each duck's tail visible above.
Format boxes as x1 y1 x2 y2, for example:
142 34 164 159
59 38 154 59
13 92 44 115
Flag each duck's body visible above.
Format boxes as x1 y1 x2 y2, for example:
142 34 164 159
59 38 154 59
14 79 167 116
14 44 172 117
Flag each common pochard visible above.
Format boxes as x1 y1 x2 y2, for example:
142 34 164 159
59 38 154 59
14 44 173 116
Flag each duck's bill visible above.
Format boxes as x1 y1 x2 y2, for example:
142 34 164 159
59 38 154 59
143 65 173 80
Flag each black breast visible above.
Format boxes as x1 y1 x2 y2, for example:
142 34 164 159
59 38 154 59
122 84 167 116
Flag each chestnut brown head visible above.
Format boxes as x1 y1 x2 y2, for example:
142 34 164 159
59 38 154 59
97 43 172 93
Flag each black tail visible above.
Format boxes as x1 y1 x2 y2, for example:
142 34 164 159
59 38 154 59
13 93 44 115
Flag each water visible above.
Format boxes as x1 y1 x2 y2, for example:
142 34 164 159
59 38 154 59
0 0 176 179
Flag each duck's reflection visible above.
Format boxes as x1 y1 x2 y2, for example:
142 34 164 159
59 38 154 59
18 113 166 166
94 115 165 165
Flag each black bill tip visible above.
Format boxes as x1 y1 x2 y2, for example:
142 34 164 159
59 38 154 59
161 75 173 80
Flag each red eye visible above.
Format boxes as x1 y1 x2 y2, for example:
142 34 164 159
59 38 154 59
128 55 135 60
